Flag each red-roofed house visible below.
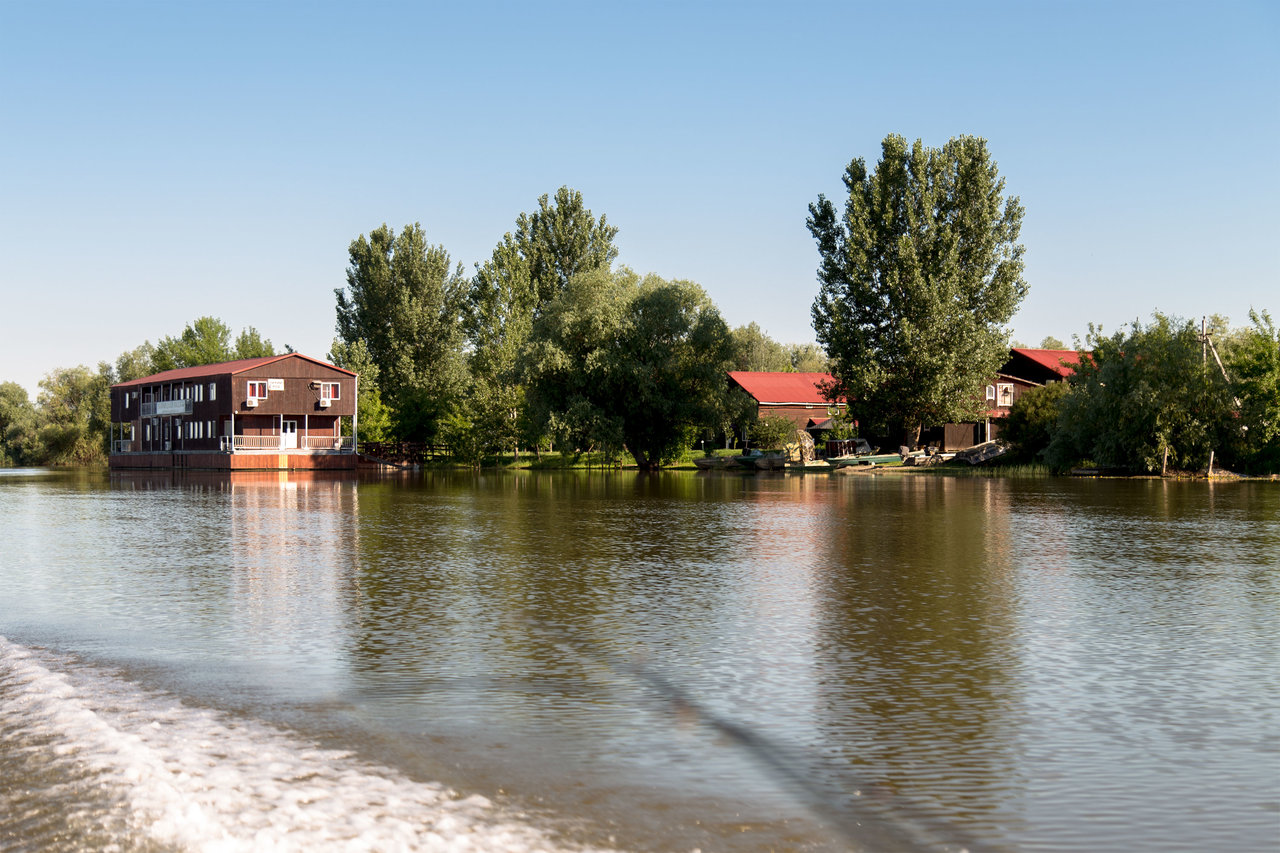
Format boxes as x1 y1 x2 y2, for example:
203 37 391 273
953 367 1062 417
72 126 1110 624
109 353 358 470
938 348 1082 449
726 371 846 431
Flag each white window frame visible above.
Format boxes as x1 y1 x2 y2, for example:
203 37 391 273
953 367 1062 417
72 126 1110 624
209 382 216 401
321 382 340 401
247 380 268 401
997 383 1015 407
986 384 996 402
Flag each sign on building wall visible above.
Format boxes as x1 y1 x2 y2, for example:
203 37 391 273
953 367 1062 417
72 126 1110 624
267 378 285 391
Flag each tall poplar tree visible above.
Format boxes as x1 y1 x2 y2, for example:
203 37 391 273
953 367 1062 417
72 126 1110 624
809 134 1027 446
462 187 619 454
336 223 468 440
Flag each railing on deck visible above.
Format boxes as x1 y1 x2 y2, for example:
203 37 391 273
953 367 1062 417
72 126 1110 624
113 440 135 453
218 435 354 452
140 400 192 417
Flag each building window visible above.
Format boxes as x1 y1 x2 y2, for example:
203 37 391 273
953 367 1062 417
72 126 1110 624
997 383 1015 407
195 384 203 402
248 380 268 400
321 383 340 401
209 382 216 401
986 385 996 402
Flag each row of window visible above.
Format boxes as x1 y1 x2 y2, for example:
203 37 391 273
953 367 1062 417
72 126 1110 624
142 420 219 442
125 380 344 407
247 381 340 400
123 382 218 407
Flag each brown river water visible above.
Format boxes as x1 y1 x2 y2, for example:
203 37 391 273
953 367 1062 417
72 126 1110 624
1 468 1276 852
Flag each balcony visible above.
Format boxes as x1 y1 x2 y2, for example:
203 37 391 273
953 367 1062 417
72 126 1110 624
140 399 193 417
219 435 354 452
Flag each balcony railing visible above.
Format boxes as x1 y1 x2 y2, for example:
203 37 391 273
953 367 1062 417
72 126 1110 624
218 435 354 452
113 440 135 453
140 399 193 417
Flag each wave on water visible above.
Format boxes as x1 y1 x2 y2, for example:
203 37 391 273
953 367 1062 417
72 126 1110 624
0 637 617 853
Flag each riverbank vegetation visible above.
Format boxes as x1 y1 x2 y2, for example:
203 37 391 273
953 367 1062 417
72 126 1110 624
4 135 1275 475
1002 312 1280 475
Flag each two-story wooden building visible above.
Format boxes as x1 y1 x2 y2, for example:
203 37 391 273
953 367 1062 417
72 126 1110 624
109 353 359 470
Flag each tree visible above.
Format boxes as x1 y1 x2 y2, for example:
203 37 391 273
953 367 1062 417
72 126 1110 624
786 342 828 373
335 223 468 441
328 338 392 443
525 268 734 469
0 382 39 466
114 343 157 383
1039 335 1066 350
152 316 235 371
1227 309 1280 472
749 414 798 450
1000 381 1069 462
809 134 1027 447
730 322 791 372
1046 313 1240 473
515 186 619 312
234 326 276 359
36 364 112 465
461 188 619 459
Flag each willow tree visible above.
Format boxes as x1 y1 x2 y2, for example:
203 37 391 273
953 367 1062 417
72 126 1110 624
524 268 733 469
809 134 1027 447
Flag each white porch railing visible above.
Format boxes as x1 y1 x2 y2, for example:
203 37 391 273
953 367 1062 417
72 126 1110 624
303 435 354 451
218 435 354 452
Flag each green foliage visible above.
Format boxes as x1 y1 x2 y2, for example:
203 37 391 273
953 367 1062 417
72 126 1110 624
1046 314 1240 473
1229 309 1280 472
1039 335 1066 350
515 186 619 311
525 268 734 469
35 364 112 465
233 326 276 359
328 338 392 443
336 223 468 441
786 342 828 373
1001 381 1069 461
462 187 618 458
114 343 157 383
0 382 39 466
809 133 1027 446
152 316 235 371
749 414 797 450
730 323 791 371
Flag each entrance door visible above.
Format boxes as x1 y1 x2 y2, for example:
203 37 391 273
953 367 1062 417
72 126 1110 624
281 420 298 449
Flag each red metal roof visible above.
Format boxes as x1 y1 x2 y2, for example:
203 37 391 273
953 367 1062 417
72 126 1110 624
111 353 355 389
727 371 844 405
1010 348 1082 378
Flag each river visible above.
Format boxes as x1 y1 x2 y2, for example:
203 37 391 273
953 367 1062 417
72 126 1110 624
1 468 1276 852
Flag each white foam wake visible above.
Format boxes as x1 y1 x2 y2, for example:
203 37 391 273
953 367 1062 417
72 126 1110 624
0 637 616 852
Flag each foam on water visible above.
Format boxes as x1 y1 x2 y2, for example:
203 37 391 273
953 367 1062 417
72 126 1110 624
0 637 617 853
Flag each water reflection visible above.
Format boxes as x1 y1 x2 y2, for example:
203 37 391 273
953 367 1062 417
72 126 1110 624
0 470 1275 852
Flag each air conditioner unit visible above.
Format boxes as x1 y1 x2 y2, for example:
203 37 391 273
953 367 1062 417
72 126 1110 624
246 398 258 408
319 399 331 408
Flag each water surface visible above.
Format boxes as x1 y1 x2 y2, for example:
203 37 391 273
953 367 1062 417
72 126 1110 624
1 469 1276 851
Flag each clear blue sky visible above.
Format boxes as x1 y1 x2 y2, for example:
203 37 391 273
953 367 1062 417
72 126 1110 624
2 1 1276 396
